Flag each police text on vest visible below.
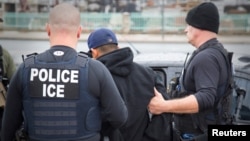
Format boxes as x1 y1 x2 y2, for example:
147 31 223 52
30 68 79 98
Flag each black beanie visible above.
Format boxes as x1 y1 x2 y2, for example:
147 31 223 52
185 2 219 34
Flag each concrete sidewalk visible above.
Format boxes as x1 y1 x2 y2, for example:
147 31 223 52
1 30 250 44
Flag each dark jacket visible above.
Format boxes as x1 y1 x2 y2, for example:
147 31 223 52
174 38 230 135
98 47 171 141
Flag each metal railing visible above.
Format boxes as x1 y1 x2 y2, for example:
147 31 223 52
1 12 250 34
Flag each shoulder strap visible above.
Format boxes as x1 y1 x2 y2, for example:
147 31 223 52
24 53 38 68
210 44 235 124
76 52 89 67
212 44 234 97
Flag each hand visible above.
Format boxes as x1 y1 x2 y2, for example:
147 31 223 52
148 87 166 115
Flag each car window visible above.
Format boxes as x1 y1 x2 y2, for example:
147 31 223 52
153 68 167 88
233 69 250 124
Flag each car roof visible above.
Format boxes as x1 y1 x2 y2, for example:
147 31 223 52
133 52 188 67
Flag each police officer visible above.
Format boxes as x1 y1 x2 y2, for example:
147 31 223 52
0 17 17 141
148 2 232 141
1 3 127 141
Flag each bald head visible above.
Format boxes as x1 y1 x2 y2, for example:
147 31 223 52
47 3 82 48
48 3 80 32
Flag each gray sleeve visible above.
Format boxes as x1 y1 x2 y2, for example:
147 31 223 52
193 53 219 112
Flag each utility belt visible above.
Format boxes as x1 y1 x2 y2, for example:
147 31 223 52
169 77 208 141
172 108 208 141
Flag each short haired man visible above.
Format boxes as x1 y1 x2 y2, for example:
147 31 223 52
1 3 127 141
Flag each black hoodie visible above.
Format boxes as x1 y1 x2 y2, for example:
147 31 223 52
98 47 172 141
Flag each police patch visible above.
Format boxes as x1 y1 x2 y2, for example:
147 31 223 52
29 68 79 99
